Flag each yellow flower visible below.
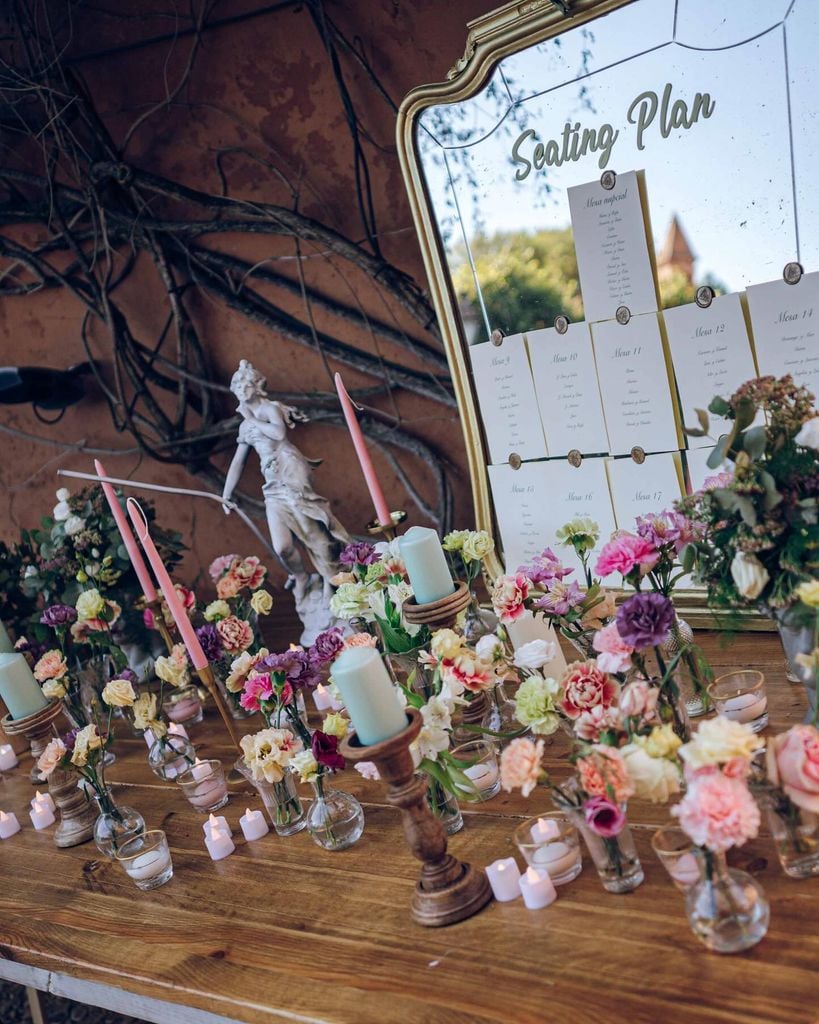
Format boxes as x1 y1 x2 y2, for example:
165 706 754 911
796 580 819 608
76 588 105 621
155 644 190 688
462 530 494 562
679 716 760 769
637 723 681 760
71 724 102 767
42 679 67 700
322 713 349 740
132 692 158 732
290 749 318 784
795 648 819 672
204 599 231 622
430 628 463 661
250 589 273 616
101 678 136 708
442 530 469 552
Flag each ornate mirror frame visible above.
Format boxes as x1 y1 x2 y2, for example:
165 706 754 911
396 0 774 630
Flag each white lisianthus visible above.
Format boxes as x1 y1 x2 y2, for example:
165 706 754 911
512 638 557 671
63 514 85 536
290 749 319 784
730 551 770 600
795 415 819 450
620 743 682 803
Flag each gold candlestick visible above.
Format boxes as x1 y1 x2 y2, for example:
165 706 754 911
1 701 65 784
145 596 175 654
366 510 407 543
402 580 470 631
195 664 243 753
340 708 492 927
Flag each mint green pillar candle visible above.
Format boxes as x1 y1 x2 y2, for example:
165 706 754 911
0 620 12 654
331 647 407 746
0 653 49 720
398 526 454 606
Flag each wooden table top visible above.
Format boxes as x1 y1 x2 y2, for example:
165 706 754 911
1 631 817 1024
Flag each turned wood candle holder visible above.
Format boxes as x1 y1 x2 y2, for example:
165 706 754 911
1 701 65 784
49 767 97 847
402 581 471 632
195 664 243 753
366 509 407 543
340 708 493 927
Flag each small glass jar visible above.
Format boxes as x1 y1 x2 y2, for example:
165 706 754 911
116 829 174 891
234 758 306 836
708 671 768 733
686 849 769 952
513 813 582 885
147 734 196 781
765 795 819 879
93 790 146 859
162 684 204 726
559 797 644 894
451 738 501 801
305 777 365 851
175 759 229 814
424 775 463 834
651 824 702 891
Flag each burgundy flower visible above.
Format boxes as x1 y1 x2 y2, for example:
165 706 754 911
583 796 625 838
310 627 345 667
615 592 675 650
40 604 77 628
195 624 224 663
311 730 345 771
339 541 379 568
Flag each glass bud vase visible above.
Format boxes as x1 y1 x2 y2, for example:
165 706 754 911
663 616 708 718
460 593 498 645
93 788 146 859
305 777 365 851
147 734 195 781
686 850 769 952
560 797 643 893
772 608 818 723
234 758 306 836
657 676 692 742
765 796 819 878
424 775 463 835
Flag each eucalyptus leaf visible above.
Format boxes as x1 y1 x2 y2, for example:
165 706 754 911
680 543 696 573
707 436 729 469
708 396 731 417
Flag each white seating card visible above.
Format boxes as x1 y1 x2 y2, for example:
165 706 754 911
685 446 728 494
605 453 685 531
527 323 609 456
567 170 658 324
488 461 552 572
663 293 758 448
537 457 617 577
470 335 548 465
745 271 819 399
591 313 680 456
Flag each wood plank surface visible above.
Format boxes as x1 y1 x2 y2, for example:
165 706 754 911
1 632 818 1024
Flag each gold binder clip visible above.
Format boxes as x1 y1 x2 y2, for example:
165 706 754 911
508 453 522 470
783 262 803 285
567 449 583 467
630 446 646 464
490 329 505 346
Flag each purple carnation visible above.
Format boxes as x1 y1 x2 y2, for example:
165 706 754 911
615 592 675 650
259 648 320 689
41 604 77 628
195 624 224 663
519 547 573 586
310 627 345 667
339 541 379 569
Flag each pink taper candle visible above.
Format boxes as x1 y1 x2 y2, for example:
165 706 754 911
126 498 208 670
334 372 392 527
94 460 158 602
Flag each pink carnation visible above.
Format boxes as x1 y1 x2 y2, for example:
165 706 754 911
592 622 634 674
594 534 660 578
491 572 530 624
618 679 659 722
209 554 239 581
577 745 634 803
216 615 254 655
344 632 378 649
500 738 544 797
559 660 620 719
574 704 622 742
240 673 274 712
673 772 760 852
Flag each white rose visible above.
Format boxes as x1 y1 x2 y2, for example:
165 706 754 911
512 638 556 671
730 551 770 600
63 514 85 536
795 415 819 450
475 634 503 663
621 743 681 804
53 500 71 522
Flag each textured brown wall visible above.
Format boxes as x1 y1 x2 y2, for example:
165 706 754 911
0 1 488 632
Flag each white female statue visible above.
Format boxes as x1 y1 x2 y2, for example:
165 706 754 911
222 360 349 643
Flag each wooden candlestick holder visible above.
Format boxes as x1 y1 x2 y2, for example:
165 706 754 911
1 701 65 784
195 664 243 753
49 767 97 847
402 580 471 631
340 708 493 927
366 510 407 543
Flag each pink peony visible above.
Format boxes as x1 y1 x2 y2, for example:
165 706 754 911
766 725 819 813
209 553 239 581
592 622 634 674
33 649 68 683
240 673 274 712
559 660 620 719
216 615 254 655
673 772 760 852
577 745 634 803
594 534 660 578
583 796 626 838
500 738 545 797
491 572 530 624
574 704 622 742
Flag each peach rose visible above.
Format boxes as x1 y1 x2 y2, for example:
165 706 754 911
216 615 254 655
767 725 819 813
34 649 68 682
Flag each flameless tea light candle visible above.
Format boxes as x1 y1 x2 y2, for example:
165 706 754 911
0 652 49 720
513 814 583 885
485 857 521 902
167 722 189 741
331 647 407 746
29 798 55 830
531 817 560 843
313 683 334 712
202 813 231 838
239 807 269 842
205 824 235 861
398 526 454 606
163 688 203 725
32 791 55 815
0 743 18 771
0 810 21 839
191 757 211 780
451 739 501 801
519 866 557 910
116 830 174 891
177 759 229 814
708 671 769 734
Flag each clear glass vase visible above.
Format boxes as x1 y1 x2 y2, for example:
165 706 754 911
460 593 498 645
234 758 306 836
147 734 196 781
266 691 310 734
93 788 146 859
564 629 596 660
561 798 643 893
214 668 255 719
657 676 692 742
424 775 463 834
663 616 710 718
305 777 365 851
772 608 818 723
765 796 819 878
686 850 769 952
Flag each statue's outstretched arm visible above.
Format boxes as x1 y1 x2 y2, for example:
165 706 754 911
222 442 250 514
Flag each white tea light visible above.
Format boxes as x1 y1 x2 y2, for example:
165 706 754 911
205 825 235 861
32 791 55 815
29 800 55 830
126 847 172 882
531 817 560 843
0 744 18 771
0 810 21 839
531 841 579 881
239 807 269 842
167 722 189 740
202 813 231 838
519 865 557 909
485 857 521 902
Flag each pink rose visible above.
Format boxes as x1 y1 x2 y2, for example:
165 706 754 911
583 796 626 838
592 622 634 674
767 725 819 813
577 745 634 803
491 572 530 624
574 704 622 742
594 534 660 578
618 679 659 721
33 649 68 682
673 772 760 852
500 738 544 797
216 615 254 655
209 554 239 581
559 660 620 719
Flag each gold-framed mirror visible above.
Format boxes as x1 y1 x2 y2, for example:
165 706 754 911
397 0 818 628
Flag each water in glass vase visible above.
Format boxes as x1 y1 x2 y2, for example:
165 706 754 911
686 850 769 952
305 778 365 851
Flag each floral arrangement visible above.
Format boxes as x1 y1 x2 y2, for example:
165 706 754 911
441 529 495 589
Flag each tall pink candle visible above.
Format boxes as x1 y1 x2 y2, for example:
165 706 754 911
334 372 392 527
94 460 158 602
126 499 208 670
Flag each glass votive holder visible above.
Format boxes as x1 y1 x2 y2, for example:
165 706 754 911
115 829 174 891
451 738 501 801
651 824 702 891
176 759 229 813
162 684 204 726
513 812 582 885
707 670 768 733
